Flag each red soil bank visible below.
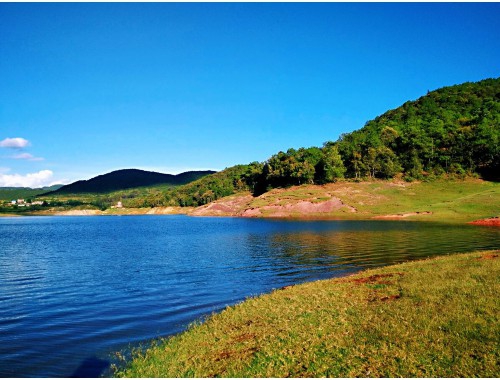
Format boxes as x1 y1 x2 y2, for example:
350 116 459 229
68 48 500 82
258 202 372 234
468 217 500 226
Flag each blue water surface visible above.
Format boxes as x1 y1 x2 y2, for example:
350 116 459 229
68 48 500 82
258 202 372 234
0 215 498 377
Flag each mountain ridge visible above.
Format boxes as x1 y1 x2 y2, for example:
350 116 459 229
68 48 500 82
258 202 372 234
0 185 63 201
42 169 216 195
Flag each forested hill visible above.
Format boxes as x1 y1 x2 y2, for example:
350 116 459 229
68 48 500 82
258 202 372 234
0 185 63 201
157 77 499 207
42 169 216 195
336 77 500 180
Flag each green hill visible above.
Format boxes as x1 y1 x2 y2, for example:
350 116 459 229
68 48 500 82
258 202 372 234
336 77 500 180
0 185 63 201
42 169 216 195
152 77 500 208
26 78 499 210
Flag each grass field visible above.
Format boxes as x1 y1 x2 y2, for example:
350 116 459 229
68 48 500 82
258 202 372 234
242 178 500 222
116 250 500 378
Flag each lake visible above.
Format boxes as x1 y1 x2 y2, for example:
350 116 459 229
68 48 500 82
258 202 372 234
0 215 498 377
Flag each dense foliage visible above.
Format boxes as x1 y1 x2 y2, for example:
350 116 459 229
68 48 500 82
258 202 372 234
0 185 62 201
161 164 264 207
336 78 500 180
129 147 347 208
152 77 499 207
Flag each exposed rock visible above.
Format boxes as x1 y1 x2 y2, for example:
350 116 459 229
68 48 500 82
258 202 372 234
146 207 189 215
190 192 356 218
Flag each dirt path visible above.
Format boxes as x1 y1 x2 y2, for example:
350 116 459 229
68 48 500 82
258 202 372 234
372 211 433 219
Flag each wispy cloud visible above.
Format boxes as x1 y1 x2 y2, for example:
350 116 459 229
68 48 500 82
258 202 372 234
10 152 44 161
0 137 30 149
0 170 55 187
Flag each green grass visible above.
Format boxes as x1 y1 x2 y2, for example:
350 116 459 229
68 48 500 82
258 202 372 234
0 185 62 201
116 250 500 377
358 179 500 221
243 178 500 222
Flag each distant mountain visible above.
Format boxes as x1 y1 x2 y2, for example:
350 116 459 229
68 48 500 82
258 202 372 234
42 169 216 195
0 185 63 201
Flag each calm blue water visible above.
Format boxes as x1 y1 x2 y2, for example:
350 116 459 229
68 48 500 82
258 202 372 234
0 215 498 377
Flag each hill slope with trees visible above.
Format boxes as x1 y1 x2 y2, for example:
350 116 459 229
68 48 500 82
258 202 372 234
336 77 500 180
0 185 63 201
156 78 499 207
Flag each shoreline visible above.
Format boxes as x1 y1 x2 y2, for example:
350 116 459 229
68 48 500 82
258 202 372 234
1 207 499 226
116 250 500 377
2 179 498 224
1 206 498 226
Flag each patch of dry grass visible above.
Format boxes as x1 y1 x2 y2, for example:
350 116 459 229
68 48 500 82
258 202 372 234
116 250 500 378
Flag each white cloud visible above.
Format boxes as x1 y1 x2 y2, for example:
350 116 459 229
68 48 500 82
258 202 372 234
0 137 30 149
10 152 44 161
0 170 55 188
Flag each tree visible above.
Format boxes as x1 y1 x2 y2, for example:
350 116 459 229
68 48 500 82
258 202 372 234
380 126 399 148
316 145 346 183
375 147 402 178
364 147 401 179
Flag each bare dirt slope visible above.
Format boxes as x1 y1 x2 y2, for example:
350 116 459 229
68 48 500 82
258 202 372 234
188 179 499 222
189 183 372 218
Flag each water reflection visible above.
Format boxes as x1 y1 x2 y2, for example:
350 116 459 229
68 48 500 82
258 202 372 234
247 221 499 282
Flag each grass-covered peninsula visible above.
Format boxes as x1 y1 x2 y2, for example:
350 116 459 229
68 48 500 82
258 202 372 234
116 250 500 378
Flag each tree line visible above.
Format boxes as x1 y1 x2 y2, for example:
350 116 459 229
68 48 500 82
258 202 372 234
81 78 498 209
143 78 498 208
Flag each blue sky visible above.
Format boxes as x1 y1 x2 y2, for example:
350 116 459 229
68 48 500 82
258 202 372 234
1 3 499 187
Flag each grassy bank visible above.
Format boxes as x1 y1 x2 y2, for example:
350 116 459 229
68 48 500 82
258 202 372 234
116 250 500 377
187 178 500 222
2 179 499 223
